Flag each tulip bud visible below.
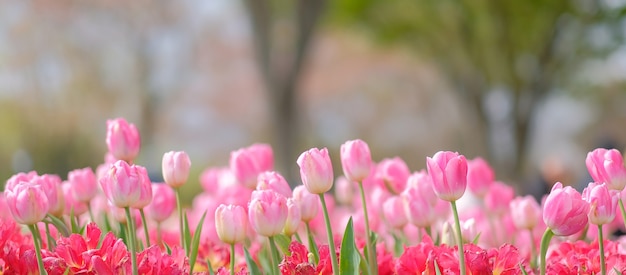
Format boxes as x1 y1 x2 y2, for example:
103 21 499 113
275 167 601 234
37 174 65 217
583 182 619 225
6 182 49 225
297 148 334 194
377 157 410 195
145 183 176 223
543 182 590 236
293 185 319 222
100 160 143 208
248 190 288 237
68 167 98 203
402 185 435 228
340 139 372 182
383 196 408 229
426 151 468 202
586 148 626 191
257 171 292 198
131 166 153 209
283 198 302 236
162 151 191 189
466 157 495 197
334 176 356 206
484 181 515 216
215 204 248 244
62 182 88 216
509 195 541 230
247 143 274 172
106 118 141 163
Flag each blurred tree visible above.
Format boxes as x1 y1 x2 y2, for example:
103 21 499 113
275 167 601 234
243 0 328 182
330 0 626 184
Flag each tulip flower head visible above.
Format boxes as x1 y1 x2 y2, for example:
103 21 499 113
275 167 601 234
466 157 495 197
297 148 334 194
248 190 288 237
162 151 191 189
426 151 468 202
509 195 541 230
340 139 372 182
586 148 626 191
543 182 590 236
100 160 143 208
215 204 248 244
582 182 619 225
106 118 141 163
256 171 292 198
377 157 411 195
146 183 176 223
5 182 50 225
283 198 302 236
292 185 319 222
68 167 98 203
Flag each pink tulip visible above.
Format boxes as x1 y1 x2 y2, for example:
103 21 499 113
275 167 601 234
292 185 319 222
248 190 288 237
131 166 153 209
257 171 292 198
62 182 88 216
466 157 495 197
4 171 38 192
297 148 334 194
543 182 590 236
199 167 228 193
340 139 372 182
383 196 408 229
406 170 438 206
334 176 356 206
68 167 98 203
377 157 410 195
283 198 302 236
485 181 515 216
247 143 274 172
402 184 435 228
5 182 49 225
36 174 65 217
509 195 542 230
426 151 468 202
586 148 626 191
230 148 263 189
106 118 141 163
99 160 143 208
162 151 191 189
145 184 176 223
583 182 619 225
215 204 248 244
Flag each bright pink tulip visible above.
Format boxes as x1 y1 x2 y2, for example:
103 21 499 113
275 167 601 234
583 182 619 225
5 182 49 225
426 151 468 202
131 166 153 209
62 182 88 216
4 171 38 192
162 151 191 189
377 157 410 195
292 185 319 222
230 147 263 189
146 183 176 223
340 139 372 182
586 148 626 191
466 157 495 197
215 204 248 244
257 171 292 198
484 181 515 216
283 198 302 236
68 167 98 203
334 176 356 206
509 195 541 230
406 170 438 206
297 147 334 194
247 143 274 172
106 118 141 163
37 174 65 217
99 160 143 208
248 190 288 237
543 182 590 236
383 196 408 229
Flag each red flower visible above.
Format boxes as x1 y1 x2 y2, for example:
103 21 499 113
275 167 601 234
280 241 315 275
490 244 527 275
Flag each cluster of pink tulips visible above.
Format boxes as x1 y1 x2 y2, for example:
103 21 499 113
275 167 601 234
3 117 626 275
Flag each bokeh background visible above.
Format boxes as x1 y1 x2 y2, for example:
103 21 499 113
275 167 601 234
1 0 625 199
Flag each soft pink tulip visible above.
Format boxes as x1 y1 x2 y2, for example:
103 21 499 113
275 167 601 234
4 171 38 192
199 167 228 193
230 147 263 189
5 182 49 225
256 171 292 198
247 143 274 172
145 184 176 223
402 184 435 228
406 170 438 206
37 174 65 217
586 148 626 191
426 151 468 202
509 195 542 230
106 118 141 163
583 182 619 225
383 196 408 229
292 185 319 222
340 139 372 182
334 176 356 206
68 167 98 203
466 157 495 197
297 148 334 194
248 190 288 237
215 204 248 244
62 182 88 216
377 157 410 195
99 160 143 208
283 198 302 236
131 166 153 209
484 181 515 216
543 182 590 236
162 151 191 189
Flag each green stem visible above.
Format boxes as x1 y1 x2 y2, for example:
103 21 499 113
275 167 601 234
619 198 626 231
294 232 303 243
139 208 151 247
598 225 606 275
45 223 56 250
425 226 432 243
125 207 138 275
175 188 186 253
87 203 96 224
451 201 466 275
305 222 320 263
269 236 281 275
319 194 339 275
539 228 554 275
28 224 48 275
528 229 537 269
358 181 377 275
230 242 236 275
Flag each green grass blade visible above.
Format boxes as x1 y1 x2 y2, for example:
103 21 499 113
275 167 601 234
183 212 191 255
274 234 292 255
339 217 359 275
46 214 70 237
189 210 208 273
244 247 262 275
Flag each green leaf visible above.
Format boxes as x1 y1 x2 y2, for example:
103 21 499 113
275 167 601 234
306 223 320 264
520 263 529 275
613 267 623 275
472 232 482 245
207 259 215 275
244 247 262 275
183 212 191 255
339 217 360 275
189 210 208 273
392 233 403 257
434 260 442 275
164 242 172 255
358 250 370 275
274 234 292 255
46 214 70 237
70 207 81 234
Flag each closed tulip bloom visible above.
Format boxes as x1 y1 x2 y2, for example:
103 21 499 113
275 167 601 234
68 167 98 203
466 157 495 197
377 157 410 195
340 139 372 182
6 182 49 225
248 190 288 237
162 151 191 189
402 185 435 228
230 148 262 189
62 182 88 216
37 174 65 217
406 171 438 206
586 148 626 191
5 171 38 192
100 160 143 208
583 182 619 225
106 118 141 163
543 182 590 236
426 151 468 202
146 183 176 223
247 143 274 172
509 195 541 230
215 204 248 244
484 181 515 216
283 198 302 236
334 176 356 206
297 148 334 194
293 185 319 222
131 166 153 209
257 171 292 198
383 196 408 229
